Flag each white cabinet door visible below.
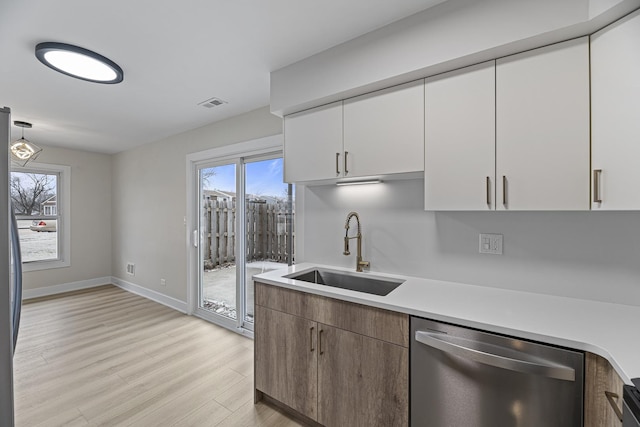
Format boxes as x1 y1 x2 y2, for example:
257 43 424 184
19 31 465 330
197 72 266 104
424 61 496 210
496 37 590 211
284 101 343 183
343 80 424 178
591 10 640 210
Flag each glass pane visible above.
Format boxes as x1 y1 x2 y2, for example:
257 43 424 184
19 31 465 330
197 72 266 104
10 171 58 262
199 163 237 319
244 158 294 324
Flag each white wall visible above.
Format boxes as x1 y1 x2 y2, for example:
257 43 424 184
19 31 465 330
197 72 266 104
300 179 640 306
111 107 282 302
271 0 640 115
22 145 112 292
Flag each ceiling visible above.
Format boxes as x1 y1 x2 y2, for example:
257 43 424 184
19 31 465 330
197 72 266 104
0 0 443 154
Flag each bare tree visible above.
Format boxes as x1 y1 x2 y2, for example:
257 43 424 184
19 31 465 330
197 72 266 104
10 173 55 215
201 169 216 189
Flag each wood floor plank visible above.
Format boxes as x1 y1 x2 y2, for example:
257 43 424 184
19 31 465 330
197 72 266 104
14 285 300 427
214 376 254 412
30 408 88 427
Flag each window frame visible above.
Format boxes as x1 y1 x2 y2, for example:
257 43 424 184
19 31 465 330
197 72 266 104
11 162 71 272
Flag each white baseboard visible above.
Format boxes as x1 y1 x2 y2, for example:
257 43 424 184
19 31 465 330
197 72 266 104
111 276 188 313
23 277 112 300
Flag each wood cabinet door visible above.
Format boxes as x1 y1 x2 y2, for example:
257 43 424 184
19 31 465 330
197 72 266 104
343 80 424 178
584 353 624 427
284 101 343 182
425 61 496 210
591 9 640 210
254 305 318 420
496 37 590 210
317 324 408 427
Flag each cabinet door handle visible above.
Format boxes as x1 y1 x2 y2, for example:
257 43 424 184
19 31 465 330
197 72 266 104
319 329 324 355
486 176 491 207
593 169 603 204
336 153 340 176
310 326 315 352
502 175 507 207
344 151 349 176
604 391 623 422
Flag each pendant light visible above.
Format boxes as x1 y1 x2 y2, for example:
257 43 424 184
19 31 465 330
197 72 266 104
10 121 42 167
35 42 124 84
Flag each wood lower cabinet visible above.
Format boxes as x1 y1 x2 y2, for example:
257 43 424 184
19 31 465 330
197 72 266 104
254 282 409 426
254 305 318 419
584 352 624 427
317 324 408 427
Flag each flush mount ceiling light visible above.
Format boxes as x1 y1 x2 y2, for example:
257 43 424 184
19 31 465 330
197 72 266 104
35 42 124 84
10 121 43 167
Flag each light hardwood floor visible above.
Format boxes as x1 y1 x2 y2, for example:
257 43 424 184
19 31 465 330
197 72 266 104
13 285 303 427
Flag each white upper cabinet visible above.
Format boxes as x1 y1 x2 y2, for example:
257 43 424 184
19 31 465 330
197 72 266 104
343 80 424 178
424 61 496 210
496 37 590 211
591 10 640 210
284 102 343 183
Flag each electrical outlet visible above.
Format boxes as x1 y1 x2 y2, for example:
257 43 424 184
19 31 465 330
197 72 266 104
126 263 135 276
160 278 166 286
479 234 503 255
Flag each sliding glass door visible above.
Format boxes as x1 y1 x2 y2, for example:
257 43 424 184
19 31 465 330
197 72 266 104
195 153 293 332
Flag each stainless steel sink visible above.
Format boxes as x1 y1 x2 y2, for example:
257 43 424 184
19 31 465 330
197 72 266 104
285 268 404 296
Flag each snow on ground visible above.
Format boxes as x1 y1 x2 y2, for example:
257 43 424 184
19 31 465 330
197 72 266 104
16 220 57 262
202 260 287 321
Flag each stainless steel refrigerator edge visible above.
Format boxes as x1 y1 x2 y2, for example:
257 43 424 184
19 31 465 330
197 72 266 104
1 107 15 426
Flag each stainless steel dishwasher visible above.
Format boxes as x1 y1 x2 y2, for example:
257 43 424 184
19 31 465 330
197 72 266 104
411 316 584 427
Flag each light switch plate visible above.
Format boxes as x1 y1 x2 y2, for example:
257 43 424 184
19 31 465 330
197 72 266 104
479 233 503 255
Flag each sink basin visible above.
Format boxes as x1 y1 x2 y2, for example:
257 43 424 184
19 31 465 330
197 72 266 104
285 268 404 296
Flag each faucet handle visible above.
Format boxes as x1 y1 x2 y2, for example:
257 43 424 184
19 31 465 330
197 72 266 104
357 260 370 272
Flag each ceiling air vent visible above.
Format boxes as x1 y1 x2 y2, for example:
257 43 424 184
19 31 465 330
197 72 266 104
198 97 228 108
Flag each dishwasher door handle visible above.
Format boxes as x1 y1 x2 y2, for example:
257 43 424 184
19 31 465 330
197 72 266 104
415 330 575 382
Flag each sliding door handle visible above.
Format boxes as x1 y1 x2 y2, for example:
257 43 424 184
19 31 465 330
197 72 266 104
415 330 575 381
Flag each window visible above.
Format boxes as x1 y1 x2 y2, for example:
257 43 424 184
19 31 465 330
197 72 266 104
10 162 70 271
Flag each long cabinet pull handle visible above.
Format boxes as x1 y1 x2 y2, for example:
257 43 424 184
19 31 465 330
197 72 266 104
486 177 491 207
415 330 575 381
336 153 340 176
319 329 324 355
604 391 623 422
502 175 507 207
593 169 603 204
310 326 315 352
344 151 349 176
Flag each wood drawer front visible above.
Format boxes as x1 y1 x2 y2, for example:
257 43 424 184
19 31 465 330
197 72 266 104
256 282 320 319
584 352 624 427
255 282 409 347
314 296 408 348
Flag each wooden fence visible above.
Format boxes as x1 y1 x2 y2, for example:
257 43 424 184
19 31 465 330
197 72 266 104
202 197 294 269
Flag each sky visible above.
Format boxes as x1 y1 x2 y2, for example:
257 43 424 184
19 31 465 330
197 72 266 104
201 158 288 198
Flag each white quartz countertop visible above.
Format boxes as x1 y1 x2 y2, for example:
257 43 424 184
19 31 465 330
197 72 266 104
254 262 640 384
